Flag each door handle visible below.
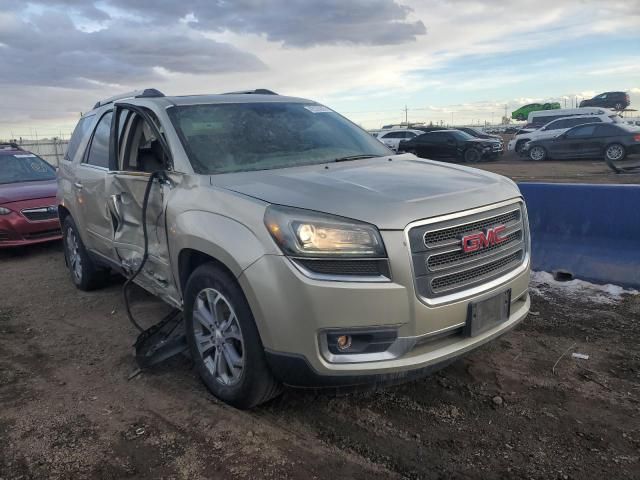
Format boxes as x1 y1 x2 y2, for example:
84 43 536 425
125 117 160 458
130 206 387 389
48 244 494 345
74 182 83 189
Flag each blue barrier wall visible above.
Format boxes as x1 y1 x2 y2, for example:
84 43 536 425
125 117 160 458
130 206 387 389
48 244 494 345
518 183 640 288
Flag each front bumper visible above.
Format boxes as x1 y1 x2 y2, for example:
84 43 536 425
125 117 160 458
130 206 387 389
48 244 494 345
0 199 61 248
239 229 530 385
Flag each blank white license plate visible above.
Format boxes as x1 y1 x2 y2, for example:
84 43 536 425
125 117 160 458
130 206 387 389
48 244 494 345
465 290 511 337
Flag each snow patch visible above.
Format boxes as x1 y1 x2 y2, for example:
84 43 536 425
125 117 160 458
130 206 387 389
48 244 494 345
530 271 638 304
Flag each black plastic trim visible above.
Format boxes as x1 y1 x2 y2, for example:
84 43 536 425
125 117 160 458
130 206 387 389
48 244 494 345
264 350 458 389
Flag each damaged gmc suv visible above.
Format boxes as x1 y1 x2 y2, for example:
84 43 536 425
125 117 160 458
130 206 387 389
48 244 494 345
58 89 530 408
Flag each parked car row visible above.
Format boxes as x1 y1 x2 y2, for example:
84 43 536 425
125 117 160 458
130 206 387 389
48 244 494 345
374 126 504 163
507 109 623 153
520 122 640 172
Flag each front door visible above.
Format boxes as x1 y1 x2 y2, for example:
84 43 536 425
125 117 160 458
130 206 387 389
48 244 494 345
548 124 597 159
105 105 180 307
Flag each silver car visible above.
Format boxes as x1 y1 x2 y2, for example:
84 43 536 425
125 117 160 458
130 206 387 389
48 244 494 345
58 89 530 408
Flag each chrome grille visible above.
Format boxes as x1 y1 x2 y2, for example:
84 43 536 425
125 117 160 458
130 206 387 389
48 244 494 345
431 251 523 292
427 230 522 271
21 206 58 222
423 209 519 247
408 201 527 300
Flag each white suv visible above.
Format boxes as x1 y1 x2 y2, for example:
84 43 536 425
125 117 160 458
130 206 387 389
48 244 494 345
508 114 622 153
376 129 424 151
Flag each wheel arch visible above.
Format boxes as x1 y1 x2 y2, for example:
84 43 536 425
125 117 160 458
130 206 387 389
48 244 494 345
170 210 273 298
178 248 238 297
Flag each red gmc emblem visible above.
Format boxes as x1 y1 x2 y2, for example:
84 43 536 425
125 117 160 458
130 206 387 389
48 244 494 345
461 225 507 253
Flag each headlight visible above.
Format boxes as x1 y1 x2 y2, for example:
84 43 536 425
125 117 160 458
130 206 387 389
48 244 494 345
264 205 386 257
0 207 11 215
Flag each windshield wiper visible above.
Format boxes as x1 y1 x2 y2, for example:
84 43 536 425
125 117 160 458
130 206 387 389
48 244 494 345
333 154 378 163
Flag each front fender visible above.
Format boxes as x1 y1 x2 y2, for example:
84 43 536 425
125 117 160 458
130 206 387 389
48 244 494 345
170 210 270 286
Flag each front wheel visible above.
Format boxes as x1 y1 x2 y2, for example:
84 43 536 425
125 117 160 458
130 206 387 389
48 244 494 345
528 146 547 161
62 216 109 291
184 263 281 409
463 148 481 163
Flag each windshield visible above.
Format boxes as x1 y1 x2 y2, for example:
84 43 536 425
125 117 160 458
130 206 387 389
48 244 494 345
168 102 392 174
0 153 56 184
450 130 475 141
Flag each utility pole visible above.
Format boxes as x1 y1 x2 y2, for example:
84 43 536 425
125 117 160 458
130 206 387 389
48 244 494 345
404 105 408 125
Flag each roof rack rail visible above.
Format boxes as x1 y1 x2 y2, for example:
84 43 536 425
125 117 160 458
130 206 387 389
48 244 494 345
221 89 278 95
93 88 165 109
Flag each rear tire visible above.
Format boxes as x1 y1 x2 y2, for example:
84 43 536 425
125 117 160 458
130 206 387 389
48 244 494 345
463 148 481 163
62 216 109 291
528 146 547 161
604 143 629 173
614 102 624 111
184 263 281 409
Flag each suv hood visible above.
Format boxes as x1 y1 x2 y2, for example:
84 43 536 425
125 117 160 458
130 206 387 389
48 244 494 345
211 155 521 229
0 179 57 204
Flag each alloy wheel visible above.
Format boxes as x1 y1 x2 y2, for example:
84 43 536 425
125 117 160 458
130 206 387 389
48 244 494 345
529 146 545 161
192 288 244 386
66 228 82 282
606 144 624 161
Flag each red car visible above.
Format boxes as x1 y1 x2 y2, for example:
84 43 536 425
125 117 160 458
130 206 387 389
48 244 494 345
0 144 61 247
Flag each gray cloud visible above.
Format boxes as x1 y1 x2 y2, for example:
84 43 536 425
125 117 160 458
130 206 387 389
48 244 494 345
0 10 266 87
111 0 427 46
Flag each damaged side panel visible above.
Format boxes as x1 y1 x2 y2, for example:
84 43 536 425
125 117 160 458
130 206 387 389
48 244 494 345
106 172 181 307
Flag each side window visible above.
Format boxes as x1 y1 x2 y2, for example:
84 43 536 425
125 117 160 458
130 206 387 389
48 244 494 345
380 132 394 139
405 131 417 138
84 111 112 168
118 111 167 173
426 133 443 143
565 125 596 138
545 120 564 130
65 115 94 162
595 124 620 136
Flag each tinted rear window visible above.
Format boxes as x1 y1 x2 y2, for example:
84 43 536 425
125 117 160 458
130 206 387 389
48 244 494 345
0 154 56 184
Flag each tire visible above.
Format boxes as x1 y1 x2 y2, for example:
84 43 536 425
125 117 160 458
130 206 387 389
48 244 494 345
514 139 528 153
62 216 109 291
604 143 629 173
614 102 624 111
528 145 547 161
184 263 281 409
463 148 481 163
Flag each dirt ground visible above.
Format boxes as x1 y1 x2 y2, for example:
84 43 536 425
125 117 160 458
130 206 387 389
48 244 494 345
1 242 639 479
469 136 640 184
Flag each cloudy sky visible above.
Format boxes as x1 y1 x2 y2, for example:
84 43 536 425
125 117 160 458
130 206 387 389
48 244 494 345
1 0 639 138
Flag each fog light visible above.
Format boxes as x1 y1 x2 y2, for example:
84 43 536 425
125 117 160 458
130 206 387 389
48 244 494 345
336 335 352 351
